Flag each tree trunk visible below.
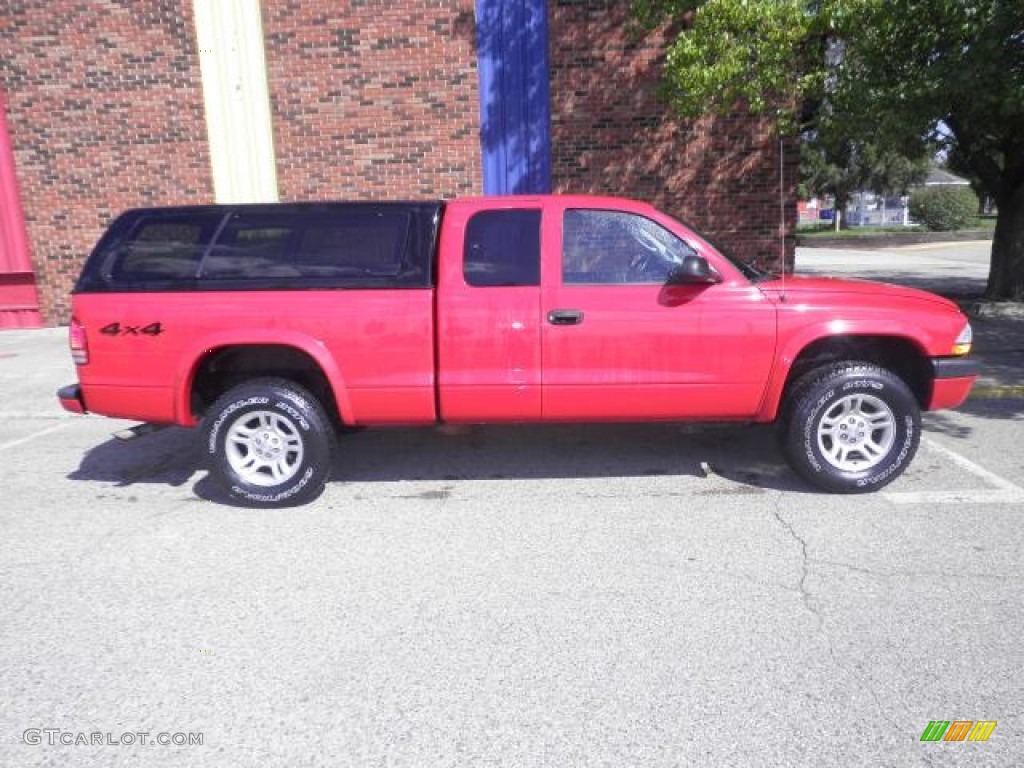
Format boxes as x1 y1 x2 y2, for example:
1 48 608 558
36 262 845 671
833 192 850 231
986 181 1024 300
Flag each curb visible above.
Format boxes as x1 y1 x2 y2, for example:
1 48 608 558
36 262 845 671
960 301 1024 319
797 231 993 249
969 385 1024 399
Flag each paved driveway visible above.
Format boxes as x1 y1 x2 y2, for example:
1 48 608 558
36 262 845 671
796 240 992 297
2 282 1022 767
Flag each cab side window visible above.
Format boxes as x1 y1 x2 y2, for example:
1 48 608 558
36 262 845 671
562 209 697 285
464 209 541 287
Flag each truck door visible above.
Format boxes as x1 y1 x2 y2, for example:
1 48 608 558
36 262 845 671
541 203 777 420
437 202 544 422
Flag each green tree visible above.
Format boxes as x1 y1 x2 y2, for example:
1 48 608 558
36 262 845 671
801 136 930 229
909 186 980 231
635 0 1024 299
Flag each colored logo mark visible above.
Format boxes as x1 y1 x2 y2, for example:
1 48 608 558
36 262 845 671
920 720 997 742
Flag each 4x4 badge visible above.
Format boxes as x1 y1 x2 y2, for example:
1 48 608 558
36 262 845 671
99 322 164 337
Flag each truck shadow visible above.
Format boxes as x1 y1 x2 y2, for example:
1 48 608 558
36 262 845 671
67 426 204 488
327 423 810 493
67 422 818 501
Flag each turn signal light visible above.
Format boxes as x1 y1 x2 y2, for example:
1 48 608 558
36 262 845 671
951 323 972 356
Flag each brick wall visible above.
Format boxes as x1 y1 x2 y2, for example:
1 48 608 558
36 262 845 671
263 0 482 201
2 0 794 324
548 1 798 269
1 1 483 324
0 1 212 324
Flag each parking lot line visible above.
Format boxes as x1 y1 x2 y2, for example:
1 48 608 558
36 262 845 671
883 438 1024 505
885 489 1024 505
0 422 70 453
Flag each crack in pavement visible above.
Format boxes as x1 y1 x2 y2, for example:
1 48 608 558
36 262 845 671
770 497 901 731
770 498 817 627
813 558 1015 582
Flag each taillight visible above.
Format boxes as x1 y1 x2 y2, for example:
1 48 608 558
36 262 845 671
69 316 89 365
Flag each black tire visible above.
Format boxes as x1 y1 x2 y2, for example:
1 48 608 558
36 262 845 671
201 377 335 507
782 362 921 493
775 366 823 448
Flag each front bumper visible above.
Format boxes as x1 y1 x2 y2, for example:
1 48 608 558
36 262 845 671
57 383 87 415
932 357 980 380
927 357 980 411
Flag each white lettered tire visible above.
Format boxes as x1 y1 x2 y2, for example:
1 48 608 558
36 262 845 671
202 378 335 506
783 362 921 493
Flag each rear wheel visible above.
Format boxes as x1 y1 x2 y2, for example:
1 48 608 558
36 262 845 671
202 378 335 506
782 362 921 493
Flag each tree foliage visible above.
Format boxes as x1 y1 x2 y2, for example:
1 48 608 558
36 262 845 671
636 0 1024 299
909 186 980 232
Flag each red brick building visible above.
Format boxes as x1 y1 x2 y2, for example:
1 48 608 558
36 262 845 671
0 0 796 327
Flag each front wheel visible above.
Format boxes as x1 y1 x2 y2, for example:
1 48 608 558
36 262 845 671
202 378 335 506
782 362 921 493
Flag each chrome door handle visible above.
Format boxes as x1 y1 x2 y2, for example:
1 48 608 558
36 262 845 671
547 309 584 326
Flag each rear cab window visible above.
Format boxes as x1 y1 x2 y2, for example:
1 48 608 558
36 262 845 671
463 209 541 287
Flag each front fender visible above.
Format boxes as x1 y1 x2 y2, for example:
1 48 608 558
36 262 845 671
755 318 933 422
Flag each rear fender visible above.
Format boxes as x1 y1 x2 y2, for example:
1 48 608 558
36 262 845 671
174 331 353 426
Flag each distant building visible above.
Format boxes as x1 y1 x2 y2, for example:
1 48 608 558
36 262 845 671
923 168 971 188
843 167 974 228
844 192 911 228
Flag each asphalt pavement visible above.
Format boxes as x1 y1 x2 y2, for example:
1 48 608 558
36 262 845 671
1 244 1021 767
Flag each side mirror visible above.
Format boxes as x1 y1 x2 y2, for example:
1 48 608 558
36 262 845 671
666 255 722 286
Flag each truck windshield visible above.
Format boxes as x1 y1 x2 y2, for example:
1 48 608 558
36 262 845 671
698 232 775 283
719 244 775 282
665 213 775 283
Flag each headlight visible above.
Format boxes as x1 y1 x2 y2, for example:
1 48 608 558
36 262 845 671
952 322 972 356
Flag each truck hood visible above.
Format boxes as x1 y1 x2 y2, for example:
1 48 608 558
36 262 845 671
757 275 961 313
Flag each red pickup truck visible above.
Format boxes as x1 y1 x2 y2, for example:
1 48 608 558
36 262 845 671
58 195 978 505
